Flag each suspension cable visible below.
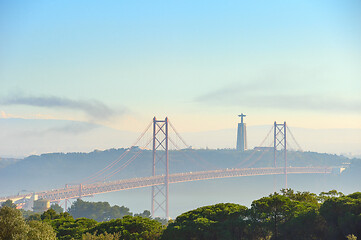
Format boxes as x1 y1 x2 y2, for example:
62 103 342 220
80 120 152 183
100 136 153 182
169 120 219 169
286 126 303 151
169 137 214 171
234 126 273 168
244 142 273 168
259 126 274 147
169 121 190 148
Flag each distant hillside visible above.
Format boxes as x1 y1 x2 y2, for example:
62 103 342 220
1 118 361 158
0 157 20 169
0 147 358 197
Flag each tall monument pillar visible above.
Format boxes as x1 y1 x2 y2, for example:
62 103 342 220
236 113 247 151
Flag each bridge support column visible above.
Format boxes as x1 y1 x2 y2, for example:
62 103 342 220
79 184 82 199
274 122 287 189
151 117 169 219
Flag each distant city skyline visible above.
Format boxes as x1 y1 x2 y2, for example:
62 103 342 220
1 0 360 133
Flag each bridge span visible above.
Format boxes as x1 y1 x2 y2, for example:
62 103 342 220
1 166 332 204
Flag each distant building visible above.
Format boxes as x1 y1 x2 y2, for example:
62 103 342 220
33 199 50 213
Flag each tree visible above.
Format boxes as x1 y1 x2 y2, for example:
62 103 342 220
27 220 57 240
251 193 293 239
280 189 319 205
0 206 30 240
21 209 41 221
50 203 64 214
41 209 58 221
1 199 17 209
135 210 151 218
0 206 58 240
81 232 121 240
251 190 331 240
161 203 249 240
320 192 361 239
318 190 344 203
68 199 132 222
39 210 96 240
90 215 164 240
26 213 42 221
54 217 98 240
280 209 327 239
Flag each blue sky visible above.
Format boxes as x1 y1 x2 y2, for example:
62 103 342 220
1 0 360 132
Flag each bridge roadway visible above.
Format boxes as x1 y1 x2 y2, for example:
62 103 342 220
0 166 332 203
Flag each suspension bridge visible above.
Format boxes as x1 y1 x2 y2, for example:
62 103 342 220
0 117 332 219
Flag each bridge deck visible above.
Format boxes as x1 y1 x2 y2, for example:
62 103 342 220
0 167 331 203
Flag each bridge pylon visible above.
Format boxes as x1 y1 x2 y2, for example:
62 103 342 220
274 121 287 188
151 117 169 219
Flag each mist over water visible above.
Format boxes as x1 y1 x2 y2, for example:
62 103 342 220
86 172 354 219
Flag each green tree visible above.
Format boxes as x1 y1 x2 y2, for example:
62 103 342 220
26 213 42 221
280 209 327 240
90 215 164 240
42 210 96 240
0 206 29 240
81 232 121 240
56 218 97 240
280 189 319 205
27 220 57 240
320 192 361 239
318 190 344 203
250 190 326 240
0 206 59 240
161 203 248 240
41 209 59 221
251 193 293 239
21 208 40 220
135 210 151 218
1 199 17 209
276 189 326 239
68 199 132 222
51 203 64 214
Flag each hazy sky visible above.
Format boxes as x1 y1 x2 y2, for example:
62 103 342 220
1 0 360 132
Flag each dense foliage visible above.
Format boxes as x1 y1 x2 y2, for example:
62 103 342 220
163 189 361 240
1 189 360 239
68 199 132 222
89 216 164 239
161 203 249 240
13 208 163 240
0 206 56 240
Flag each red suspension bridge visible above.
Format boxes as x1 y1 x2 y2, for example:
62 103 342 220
0 117 332 219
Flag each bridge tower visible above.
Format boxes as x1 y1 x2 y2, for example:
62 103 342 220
151 117 169 219
274 121 287 188
236 113 247 151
